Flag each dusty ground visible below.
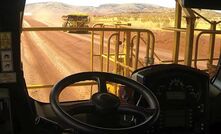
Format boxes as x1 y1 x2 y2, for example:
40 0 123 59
22 16 221 103
22 17 95 102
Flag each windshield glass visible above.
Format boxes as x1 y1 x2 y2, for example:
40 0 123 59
22 0 220 103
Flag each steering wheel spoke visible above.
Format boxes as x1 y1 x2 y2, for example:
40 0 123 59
63 101 95 115
118 104 156 120
97 77 108 93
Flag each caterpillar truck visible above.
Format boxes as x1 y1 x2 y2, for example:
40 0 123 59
1 0 221 134
61 14 89 33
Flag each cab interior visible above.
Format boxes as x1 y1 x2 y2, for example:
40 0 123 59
1 0 221 134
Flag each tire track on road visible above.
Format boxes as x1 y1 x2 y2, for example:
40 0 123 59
22 18 95 102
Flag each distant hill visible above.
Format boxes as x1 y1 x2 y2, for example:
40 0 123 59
25 2 165 15
24 2 170 26
24 2 221 29
92 3 164 14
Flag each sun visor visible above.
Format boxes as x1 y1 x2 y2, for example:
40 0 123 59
182 0 221 10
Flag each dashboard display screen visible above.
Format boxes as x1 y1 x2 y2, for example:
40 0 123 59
166 91 186 100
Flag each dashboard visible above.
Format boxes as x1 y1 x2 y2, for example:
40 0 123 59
1 0 221 134
132 64 209 134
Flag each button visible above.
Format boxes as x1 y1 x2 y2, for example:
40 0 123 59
1 51 12 61
198 104 204 112
0 101 3 111
2 61 13 72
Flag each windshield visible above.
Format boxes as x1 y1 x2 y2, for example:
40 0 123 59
22 0 221 103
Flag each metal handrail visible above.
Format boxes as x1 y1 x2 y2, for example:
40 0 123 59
194 31 221 68
131 35 149 67
130 32 155 66
85 25 155 76
163 1 221 66
91 23 104 71
105 33 119 72
27 81 98 90
24 25 156 89
23 27 156 32
163 27 221 32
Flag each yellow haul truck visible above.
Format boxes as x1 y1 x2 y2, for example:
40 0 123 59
2 0 221 134
61 14 89 32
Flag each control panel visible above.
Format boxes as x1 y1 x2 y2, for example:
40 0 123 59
0 88 13 134
132 64 209 134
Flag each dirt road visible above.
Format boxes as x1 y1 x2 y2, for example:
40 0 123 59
22 17 96 102
22 17 163 103
22 16 220 102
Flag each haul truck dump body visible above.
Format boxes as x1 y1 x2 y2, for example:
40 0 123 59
62 14 89 32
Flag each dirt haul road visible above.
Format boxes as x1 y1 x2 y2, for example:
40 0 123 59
22 17 160 103
22 17 99 102
21 16 220 102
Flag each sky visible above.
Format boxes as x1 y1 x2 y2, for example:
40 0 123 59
26 0 176 8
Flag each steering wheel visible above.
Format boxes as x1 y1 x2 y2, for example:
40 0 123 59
50 72 160 134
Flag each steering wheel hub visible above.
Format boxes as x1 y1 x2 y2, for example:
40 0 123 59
91 92 120 113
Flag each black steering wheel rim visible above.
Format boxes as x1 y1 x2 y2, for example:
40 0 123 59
50 72 160 134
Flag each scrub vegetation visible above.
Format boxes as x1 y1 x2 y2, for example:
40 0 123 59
25 2 221 30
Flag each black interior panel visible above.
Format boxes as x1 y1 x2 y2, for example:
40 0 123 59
182 0 221 10
132 64 209 134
